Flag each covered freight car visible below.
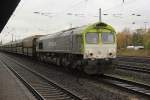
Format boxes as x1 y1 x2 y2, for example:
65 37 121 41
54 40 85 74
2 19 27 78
22 35 43 56
0 35 43 57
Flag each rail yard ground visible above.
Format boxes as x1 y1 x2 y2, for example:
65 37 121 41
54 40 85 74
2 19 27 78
0 52 150 100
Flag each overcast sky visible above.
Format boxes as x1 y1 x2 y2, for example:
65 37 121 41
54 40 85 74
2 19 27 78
1 0 150 43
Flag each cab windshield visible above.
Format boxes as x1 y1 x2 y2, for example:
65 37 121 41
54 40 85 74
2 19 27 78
86 33 99 44
102 32 114 44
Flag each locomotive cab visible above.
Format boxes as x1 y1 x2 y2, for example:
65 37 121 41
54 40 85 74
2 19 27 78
83 23 116 60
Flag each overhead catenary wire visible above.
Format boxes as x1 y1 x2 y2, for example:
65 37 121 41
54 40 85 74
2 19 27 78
103 0 138 12
33 0 142 24
35 0 87 19
62 0 141 20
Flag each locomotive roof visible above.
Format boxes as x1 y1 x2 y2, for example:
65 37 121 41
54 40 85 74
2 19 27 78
38 22 115 41
38 26 87 40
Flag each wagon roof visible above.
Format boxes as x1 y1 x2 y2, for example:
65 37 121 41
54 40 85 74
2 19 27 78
23 35 44 40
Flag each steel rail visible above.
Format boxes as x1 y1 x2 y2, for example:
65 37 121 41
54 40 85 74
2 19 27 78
0 60 45 100
116 63 150 74
102 74 150 97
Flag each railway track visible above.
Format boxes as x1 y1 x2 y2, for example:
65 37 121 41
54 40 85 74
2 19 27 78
102 74 150 97
2 53 150 99
116 63 150 74
1 54 87 100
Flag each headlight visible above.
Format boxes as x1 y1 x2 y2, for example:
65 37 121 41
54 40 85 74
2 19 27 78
109 52 112 56
90 53 93 56
85 50 94 57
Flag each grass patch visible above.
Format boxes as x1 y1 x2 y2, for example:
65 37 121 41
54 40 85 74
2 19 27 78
117 49 150 57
